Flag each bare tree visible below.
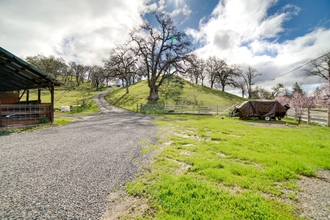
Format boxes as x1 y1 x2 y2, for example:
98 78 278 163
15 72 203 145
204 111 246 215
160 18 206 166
205 56 227 89
271 83 285 98
314 79 330 108
217 64 241 92
239 66 261 99
305 51 330 82
130 12 192 101
186 53 207 85
68 62 88 86
104 46 138 94
88 65 106 91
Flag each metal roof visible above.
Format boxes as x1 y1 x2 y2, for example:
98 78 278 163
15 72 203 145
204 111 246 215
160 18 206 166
0 46 61 92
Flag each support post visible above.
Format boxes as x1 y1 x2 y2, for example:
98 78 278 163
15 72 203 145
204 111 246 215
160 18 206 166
26 89 29 103
38 88 41 104
50 85 55 123
327 106 330 127
0 101 2 127
307 107 311 124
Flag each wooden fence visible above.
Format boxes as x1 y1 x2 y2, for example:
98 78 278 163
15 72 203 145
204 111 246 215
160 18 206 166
286 107 330 127
0 103 52 129
139 103 237 116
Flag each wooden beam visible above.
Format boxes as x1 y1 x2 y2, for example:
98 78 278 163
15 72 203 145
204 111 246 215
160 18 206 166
0 101 2 127
26 89 29 103
19 90 26 100
38 88 41 104
50 85 55 123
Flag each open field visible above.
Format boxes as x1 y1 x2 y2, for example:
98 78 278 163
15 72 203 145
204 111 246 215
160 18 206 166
126 115 330 219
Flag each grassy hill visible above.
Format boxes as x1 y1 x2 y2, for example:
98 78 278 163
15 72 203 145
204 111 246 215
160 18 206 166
106 77 245 111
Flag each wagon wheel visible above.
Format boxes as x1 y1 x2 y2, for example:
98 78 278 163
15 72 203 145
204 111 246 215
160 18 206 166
265 116 271 121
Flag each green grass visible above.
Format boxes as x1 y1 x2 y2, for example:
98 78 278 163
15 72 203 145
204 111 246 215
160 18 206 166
126 115 330 219
0 118 73 136
106 77 245 111
21 82 110 113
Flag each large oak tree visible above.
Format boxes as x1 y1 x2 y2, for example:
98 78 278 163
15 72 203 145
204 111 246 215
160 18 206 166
130 12 192 101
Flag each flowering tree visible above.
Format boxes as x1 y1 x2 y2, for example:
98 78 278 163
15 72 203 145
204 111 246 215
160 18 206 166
314 79 330 108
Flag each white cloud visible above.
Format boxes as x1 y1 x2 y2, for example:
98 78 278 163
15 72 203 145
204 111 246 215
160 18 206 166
186 0 330 92
0 0 146 65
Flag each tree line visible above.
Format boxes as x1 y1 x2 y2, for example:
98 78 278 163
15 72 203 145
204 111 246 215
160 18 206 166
25 12 330 107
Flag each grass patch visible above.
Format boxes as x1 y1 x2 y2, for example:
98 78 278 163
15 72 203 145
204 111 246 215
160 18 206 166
0 118 73 136
126 115 330 219
54 117 73 125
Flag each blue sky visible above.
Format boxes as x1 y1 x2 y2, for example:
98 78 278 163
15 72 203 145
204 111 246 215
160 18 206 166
1 0 329 94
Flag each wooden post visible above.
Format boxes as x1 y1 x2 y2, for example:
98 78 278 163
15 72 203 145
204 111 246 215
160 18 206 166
198 105 200 114
307 107 311 124
50 85 55 123
0 101 2 127
38 88 41 104
26 89 29 103
217 105 218 115
327 106 330 127
136 103 139 113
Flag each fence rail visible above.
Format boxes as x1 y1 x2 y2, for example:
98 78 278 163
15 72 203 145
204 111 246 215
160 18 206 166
0 103 52 129
139 103 237 116
287 107 330 126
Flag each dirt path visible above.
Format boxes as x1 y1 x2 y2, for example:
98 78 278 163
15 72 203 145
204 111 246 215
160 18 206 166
0 91 156 219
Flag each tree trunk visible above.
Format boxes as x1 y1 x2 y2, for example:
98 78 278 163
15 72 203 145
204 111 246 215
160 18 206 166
148 86 159 101
125 85 129 94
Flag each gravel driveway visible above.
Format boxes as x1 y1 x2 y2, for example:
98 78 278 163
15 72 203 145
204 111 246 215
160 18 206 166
0 91 156 219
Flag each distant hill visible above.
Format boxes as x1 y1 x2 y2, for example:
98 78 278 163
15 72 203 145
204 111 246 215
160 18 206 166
106 77 245 111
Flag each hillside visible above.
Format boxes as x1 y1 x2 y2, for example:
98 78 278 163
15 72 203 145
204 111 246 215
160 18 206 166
106 77 245 111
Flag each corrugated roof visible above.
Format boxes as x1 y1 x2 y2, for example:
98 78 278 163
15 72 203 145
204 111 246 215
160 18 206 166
0 46 61 92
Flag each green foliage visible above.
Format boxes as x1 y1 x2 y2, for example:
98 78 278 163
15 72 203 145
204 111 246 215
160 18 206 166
126 116 330 219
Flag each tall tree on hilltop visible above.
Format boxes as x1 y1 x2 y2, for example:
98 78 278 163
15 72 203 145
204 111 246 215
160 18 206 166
186 53 207 86
205 56 227 89
130 12 192 101
239 66 261 99
217 64 241 92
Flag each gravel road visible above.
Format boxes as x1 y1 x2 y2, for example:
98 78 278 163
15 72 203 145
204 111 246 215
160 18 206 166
0 91 156 219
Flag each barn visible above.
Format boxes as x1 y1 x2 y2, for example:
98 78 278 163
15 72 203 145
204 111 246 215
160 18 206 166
0 46 61 129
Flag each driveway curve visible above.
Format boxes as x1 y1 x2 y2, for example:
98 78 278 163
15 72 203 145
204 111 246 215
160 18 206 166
0 91 156 219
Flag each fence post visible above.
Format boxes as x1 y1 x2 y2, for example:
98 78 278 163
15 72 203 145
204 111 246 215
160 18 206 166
307 107 311 124
0 101 2 127
327 106 330 127
136 103 139 113
217 105 218 115
198 105 200 114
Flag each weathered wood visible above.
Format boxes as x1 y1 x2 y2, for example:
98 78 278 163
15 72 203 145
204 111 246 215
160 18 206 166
0 92 19 104
0 101 2 127
328 106 330 127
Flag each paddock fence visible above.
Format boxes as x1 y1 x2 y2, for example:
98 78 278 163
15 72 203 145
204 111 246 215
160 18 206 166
139 103 237 116
286 107 330 127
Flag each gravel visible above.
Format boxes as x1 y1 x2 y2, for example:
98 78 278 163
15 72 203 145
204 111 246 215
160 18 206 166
0 91 156 219
297 170 330 220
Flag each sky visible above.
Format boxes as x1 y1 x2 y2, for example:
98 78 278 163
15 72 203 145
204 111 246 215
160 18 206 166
1 0 330 95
